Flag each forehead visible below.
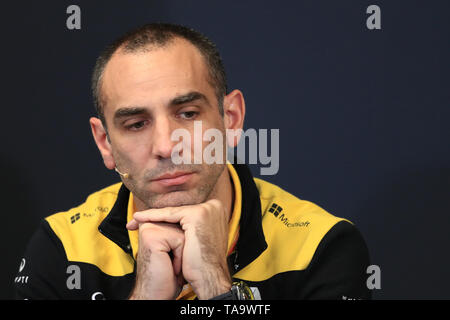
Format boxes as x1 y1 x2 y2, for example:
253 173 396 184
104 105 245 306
101 37 214 113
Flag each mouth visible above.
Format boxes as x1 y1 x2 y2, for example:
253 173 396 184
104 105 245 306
150 171 195 187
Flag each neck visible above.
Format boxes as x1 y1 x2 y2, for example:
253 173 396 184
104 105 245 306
207 165 234 223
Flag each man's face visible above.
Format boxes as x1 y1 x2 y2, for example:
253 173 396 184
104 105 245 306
100 38 226 209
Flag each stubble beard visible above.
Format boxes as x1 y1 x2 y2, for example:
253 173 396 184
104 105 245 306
120 160 226 210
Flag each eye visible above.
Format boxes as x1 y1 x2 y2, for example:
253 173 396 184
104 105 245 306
178 111 199 120
126 120 148 131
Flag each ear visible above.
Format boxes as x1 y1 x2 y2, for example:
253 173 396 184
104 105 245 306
89 117 116 170
223 89 246 148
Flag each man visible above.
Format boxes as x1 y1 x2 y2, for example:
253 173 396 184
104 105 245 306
14 23 370 300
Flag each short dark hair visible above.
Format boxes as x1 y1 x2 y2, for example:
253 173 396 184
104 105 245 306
91 23 227 127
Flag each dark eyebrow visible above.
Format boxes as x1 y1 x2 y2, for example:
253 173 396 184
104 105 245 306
169 91 209 106
114 107 148 121
113 91 209 123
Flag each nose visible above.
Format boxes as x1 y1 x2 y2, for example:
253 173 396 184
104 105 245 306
151 116 177 160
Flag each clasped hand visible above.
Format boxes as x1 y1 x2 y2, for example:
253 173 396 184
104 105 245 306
126 199 232 300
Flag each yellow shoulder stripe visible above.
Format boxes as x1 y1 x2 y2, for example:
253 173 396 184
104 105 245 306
45 183 134 277
233 178 351 282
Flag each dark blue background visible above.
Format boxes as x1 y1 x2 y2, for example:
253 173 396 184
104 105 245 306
1 1 449 299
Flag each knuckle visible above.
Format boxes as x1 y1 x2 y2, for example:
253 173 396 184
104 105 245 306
208 199 221 207
197 202 208 212
139 222 185 250
139 228 158 243
207 199 223 212
174 235 185 248
197 205 209 218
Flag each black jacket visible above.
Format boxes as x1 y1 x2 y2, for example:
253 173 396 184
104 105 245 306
14 164 371 300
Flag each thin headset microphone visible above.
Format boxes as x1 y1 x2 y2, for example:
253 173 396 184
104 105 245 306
114 167 129 179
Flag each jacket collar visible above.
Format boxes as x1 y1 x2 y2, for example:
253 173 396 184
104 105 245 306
98 183 132 255
229 164 268 273
98 163 267 272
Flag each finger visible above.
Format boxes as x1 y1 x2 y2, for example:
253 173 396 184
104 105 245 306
126 218 139 230
171 237 184 276
157 227 184 276
133 206 187 224
137 221 185 255
177 274 187 288
127 218 182 231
